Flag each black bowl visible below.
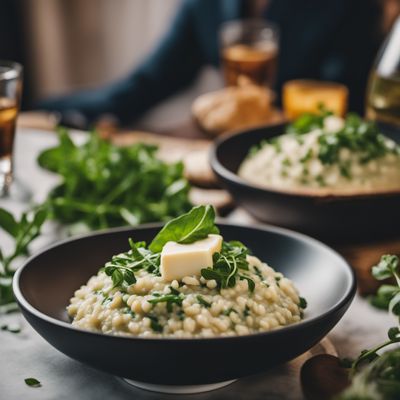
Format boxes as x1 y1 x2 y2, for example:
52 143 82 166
14 223 355 389
211 124 400 242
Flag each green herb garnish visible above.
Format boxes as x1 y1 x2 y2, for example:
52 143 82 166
24 378 41 388
197 295 211 308
148 293 184 312
100 206 254 294
148 315 163 332
286 106 332 135
299 297 307 309
222 307 238 316
104 239 160 288
317 113 394 165
201 240 254 292
244 305 250 317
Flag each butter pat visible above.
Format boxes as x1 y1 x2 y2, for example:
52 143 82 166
160 234 223 282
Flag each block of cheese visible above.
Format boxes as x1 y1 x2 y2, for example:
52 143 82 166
283 79 348 119
160 234 223 282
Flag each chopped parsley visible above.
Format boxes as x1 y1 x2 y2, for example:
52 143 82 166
299 297 308 309
148 315 163 332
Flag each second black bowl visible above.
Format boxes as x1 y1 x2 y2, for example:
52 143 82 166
211 124 400 242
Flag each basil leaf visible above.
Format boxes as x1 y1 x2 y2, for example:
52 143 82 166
149 205 219 252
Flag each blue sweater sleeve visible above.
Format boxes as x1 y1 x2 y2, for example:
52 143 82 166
38 0 207 126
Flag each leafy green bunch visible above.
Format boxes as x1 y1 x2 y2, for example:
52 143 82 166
338 255 400 400
38 128 191 231
0 208 47 311
102 205 255 292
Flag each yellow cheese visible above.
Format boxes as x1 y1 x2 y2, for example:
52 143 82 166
160 234 223 282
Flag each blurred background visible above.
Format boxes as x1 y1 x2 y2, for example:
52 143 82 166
1 0 400 131
2 0 221 130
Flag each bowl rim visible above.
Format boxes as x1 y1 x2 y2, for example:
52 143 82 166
13 221 357 343
210 124 400 200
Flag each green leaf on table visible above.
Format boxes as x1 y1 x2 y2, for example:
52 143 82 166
24 378 41 388
0 208 19 238
1 323 21 333
149 205 219 252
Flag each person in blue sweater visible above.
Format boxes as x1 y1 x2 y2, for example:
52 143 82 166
38 0 383 128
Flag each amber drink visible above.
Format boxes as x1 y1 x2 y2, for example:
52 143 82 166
0 61 22 197
222 43 278 87
220 20 279 88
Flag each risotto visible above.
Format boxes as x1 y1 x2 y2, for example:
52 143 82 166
67 206 305 338
239 113 400 195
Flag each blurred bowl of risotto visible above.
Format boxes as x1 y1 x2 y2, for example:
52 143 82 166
211 111 400 241
14 221 355 393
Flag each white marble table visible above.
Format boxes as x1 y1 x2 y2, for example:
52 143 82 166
0 128 395 400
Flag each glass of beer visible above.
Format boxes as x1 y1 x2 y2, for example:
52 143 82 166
366 16 400 129
0 61 22 198
220 19 279 88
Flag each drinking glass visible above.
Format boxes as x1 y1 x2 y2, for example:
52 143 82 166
366 16 400 129
220 19 279 88
0 61 23 198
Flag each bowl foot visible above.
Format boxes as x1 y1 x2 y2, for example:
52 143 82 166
122 378 236 394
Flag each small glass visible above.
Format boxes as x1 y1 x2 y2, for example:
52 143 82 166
220 19 279 88
0 61 23 198
366 16 400 129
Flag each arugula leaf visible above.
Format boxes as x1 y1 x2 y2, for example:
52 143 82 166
149 205 219 252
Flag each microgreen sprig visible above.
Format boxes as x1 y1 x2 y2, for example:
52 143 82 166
104 238 161 287
201 240 255 292
348 256 400 373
